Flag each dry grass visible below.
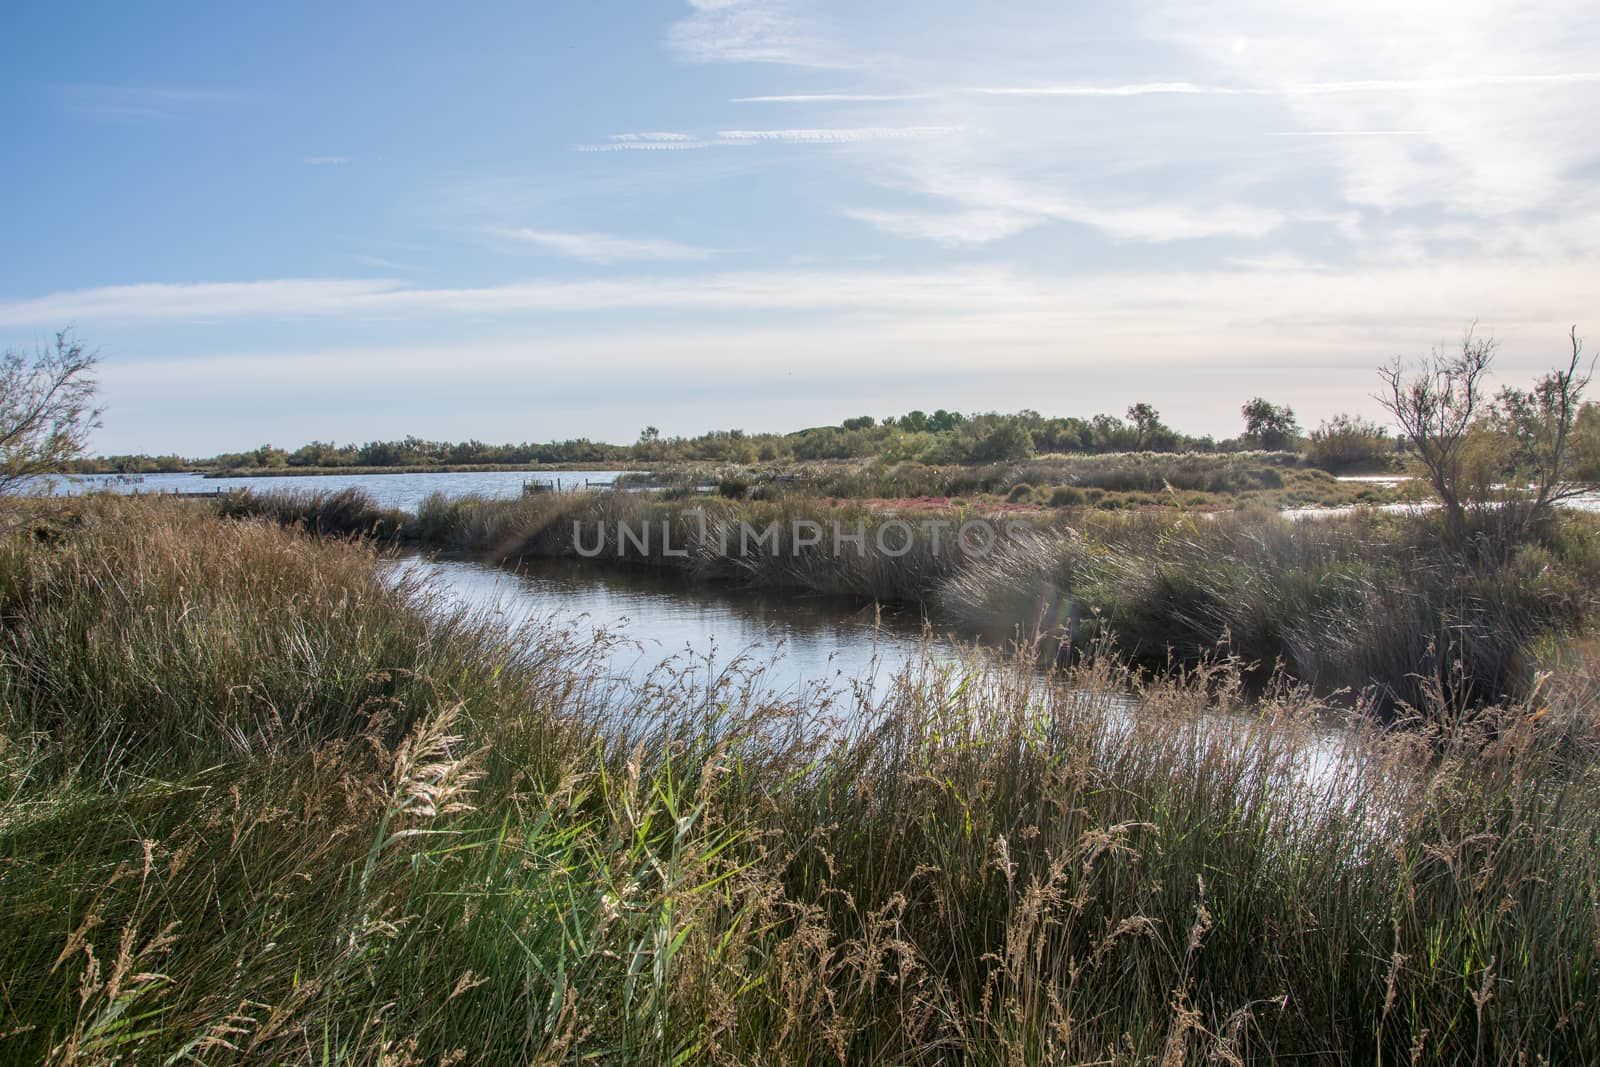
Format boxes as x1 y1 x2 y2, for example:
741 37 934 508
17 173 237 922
4 498 1598 1063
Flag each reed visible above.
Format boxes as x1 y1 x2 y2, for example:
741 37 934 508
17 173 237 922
2 497 1599 1063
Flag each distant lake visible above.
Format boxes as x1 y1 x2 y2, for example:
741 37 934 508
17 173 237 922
42 469 634 512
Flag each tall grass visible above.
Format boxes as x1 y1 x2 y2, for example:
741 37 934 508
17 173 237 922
2 498 1599 1062
939 508 1600 712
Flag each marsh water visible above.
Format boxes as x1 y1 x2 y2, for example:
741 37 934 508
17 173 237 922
59 467 1389 781
395 552 964 698
396 552 1360 797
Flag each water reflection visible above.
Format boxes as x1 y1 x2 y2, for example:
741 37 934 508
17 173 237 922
394 554 963 699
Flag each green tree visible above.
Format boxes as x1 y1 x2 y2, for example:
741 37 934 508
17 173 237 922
1240 397 1300 451
971 421 1035 462
1126 403 1161 449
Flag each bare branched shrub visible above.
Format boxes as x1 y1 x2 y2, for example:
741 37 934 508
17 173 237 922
0 330 100 504
1379 325 1594 548
1377 328 1495 544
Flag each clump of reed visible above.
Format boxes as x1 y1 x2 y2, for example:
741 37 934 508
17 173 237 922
3 498 1599 1063
939 507 1600 713
217 486 408 540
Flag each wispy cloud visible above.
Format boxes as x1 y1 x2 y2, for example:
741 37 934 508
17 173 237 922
666 0 858 69
579 126 958 151
303 155 350 165
715 126 957 143
13 255 1593 328
0 269 1051 325
852 173 1286 246
843 208 1036 246
494 228 719 264
577 139 736 152
608 132 696 143
736 71 1600 104
348 253 416 271
1265 131 1427 138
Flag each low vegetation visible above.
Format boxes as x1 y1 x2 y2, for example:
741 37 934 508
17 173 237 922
3 497 1599 1064
617 451 1406 510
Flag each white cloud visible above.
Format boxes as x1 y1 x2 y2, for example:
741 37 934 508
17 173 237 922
735 71 1600 104
579 126 958 151
851 172 1286 246
1142 0 1600 217
715 126 958 143
496 228 718 264
577 139 734 152
609 132 696 142
0 279 405 324
5 258 1594 335
303 155 349 165
843 208 1035 246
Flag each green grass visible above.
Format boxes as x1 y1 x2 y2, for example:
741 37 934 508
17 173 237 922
2 498 1599 1062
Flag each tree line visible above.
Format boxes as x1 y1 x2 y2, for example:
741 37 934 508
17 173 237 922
66 398 1407 473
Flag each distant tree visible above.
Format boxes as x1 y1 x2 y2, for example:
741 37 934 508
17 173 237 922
971 421 1035 462
1125 403 1161 449
840 415 875 431
639 426 660 444
900 410 929 433
1240 397 1300 451
928 409 964 433
1 330 101 500
1125 403 1177 451
250 444 289 468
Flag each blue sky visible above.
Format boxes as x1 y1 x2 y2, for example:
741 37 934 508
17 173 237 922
2 0 1597 454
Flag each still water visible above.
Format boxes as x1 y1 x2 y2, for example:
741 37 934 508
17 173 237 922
394 553 964 699
45 469 633 512
394 554 1360 795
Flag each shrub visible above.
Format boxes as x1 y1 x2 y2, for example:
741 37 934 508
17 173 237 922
1049 486 1085 507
